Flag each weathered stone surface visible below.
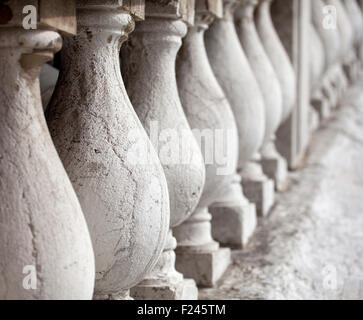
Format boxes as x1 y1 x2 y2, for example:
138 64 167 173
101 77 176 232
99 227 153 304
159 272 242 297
132 278 198 300
309 24 326 94
199 82 363 299
145 0 195 24
205 0 275 216
309 23 328 122
1 0 77 35
177 246 231 288
124 1 206 299
256 0 296 123
325 0 354 63
210 201 257 248
46 2 170 299
268 0 311 170
241 172 274 217
176 0 256 251
0 29 95 299
343 0 363 50
235 0 282 149
210 174 257 248
236 0 287 191
312 0 340 68
205 0 265 170
260 157 288 192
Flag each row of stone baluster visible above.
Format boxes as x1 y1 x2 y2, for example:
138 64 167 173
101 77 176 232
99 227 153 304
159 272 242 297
0 0 362 300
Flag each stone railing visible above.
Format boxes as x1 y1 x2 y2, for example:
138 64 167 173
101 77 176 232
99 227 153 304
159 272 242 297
1 0 362 300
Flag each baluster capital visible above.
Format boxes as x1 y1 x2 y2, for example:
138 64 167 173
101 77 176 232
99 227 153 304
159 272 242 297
145 0 195 25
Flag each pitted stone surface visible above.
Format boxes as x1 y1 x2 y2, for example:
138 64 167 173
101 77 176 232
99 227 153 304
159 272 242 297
199 82 363 300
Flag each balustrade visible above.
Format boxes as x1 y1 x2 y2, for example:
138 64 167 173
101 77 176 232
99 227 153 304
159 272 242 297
236 0 287 191
123 0 206 299
46 0 170 300
205 0 275 217
0 0 95 299
176 1 257 278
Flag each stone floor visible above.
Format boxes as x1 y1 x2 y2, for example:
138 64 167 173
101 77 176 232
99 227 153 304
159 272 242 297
199 81 363 300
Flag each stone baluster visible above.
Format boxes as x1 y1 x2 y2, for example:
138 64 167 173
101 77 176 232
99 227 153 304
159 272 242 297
236 0 287 192
342 0 363 81
172 0 234 288
122 0 206 299
326 0 354 62
46 0 170 300
325 0 355 85
343 0 363 51
266 0 314 166
205 0 274 217
265 0 302 153
176 0 257 258
312 0 342 111
256 0 296 124
0 0 95 299
310 23 330 121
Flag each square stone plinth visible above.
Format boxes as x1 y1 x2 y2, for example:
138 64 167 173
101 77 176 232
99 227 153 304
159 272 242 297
175 247 231 288
242 178 274 217
210 202 257 249
130 278 198 300
261 157 288 192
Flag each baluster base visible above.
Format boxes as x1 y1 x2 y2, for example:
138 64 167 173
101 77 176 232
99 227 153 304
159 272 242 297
209 175 257 248
175 247 231 288
130 230 198 300
131 279 198 300
260 156 288 192
241 178 275 217
210 202 257 249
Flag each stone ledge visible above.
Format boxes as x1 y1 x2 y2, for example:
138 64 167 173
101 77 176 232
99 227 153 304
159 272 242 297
199 80 363 300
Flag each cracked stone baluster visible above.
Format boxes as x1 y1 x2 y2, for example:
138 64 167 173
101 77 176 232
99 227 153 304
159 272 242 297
235 0 287 190
173 0 234 286
312 0 342 111
123 0 206 299
205 0 274 217
46 0 170 300
176 1 256 255
253 0 288 191
342 0 363 82
0 0 95 299
325 0 355 86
